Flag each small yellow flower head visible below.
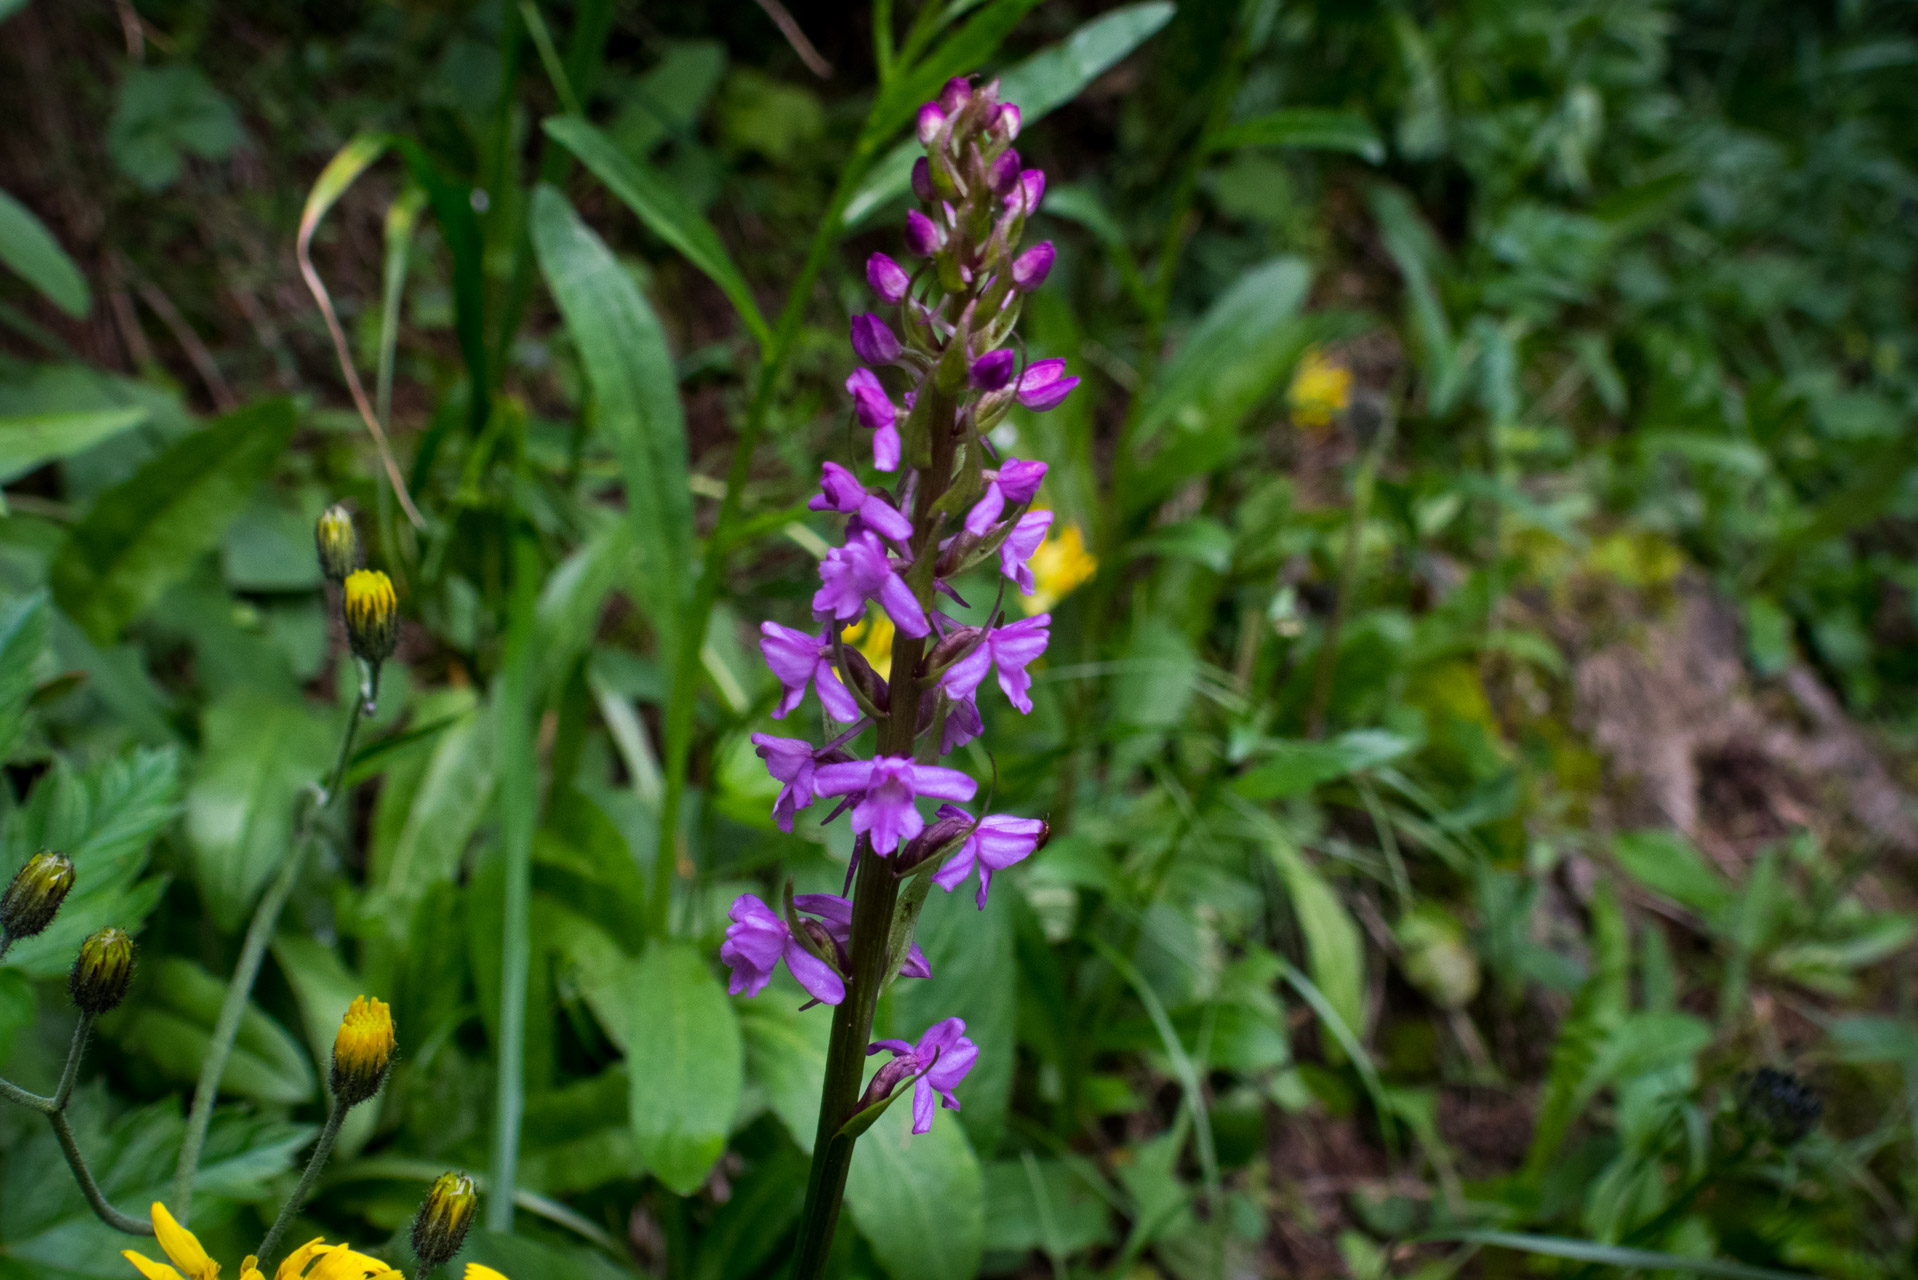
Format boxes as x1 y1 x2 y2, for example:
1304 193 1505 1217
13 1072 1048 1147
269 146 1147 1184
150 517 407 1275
331 995 396 1107
1021 521 1098 616
1 850 75 942
126 1204 408 1280
411 1171 478 1271
70 926 136 1014
466 1267 510 1280
315 503 361 584
342 570 400 665
1288 346 1353 430
124 1203 218 1280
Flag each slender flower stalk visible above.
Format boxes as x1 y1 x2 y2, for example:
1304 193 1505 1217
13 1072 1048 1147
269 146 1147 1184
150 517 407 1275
717 77 1072 1278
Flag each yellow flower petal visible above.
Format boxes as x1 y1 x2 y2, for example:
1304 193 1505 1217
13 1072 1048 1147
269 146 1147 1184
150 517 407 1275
465 1266 510 1280
272 1240 331 1280
308 1244 402 1280
239 1257 264 1280
123 1251 186 1280
150 1203 221 1280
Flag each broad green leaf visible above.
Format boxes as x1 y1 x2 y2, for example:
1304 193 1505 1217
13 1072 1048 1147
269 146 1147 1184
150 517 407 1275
1611 830 1736 923
543 120 771 348
0 590 49 760
1264 833 1365 1062
108 958 315 1105
845 2 1176 226
625 942 742 1194
845 1099 985 1280
739 983 832 1153
0 188 90 318
0 407 146 484
185 690 335 930
532 186 693 659
1234 730 1413 799
365 703 494 943
1212 108 1385 162
50 398 298 643
107 64 246 192
1366 183 1456 405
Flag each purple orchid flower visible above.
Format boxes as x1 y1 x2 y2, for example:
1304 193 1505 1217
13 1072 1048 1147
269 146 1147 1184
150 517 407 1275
809 462 913 543
794 893 931 979
867 253 910 304
905 209 942 257
988 149 1022 195
911 156 934 202
938 614 1051 714
759 623 860 724
941 693 983 753
813 531 929 637
999 510 1054 595
721 893 845 1005
963 457 1048 537
927 805 1047 908
993 103 1021 141
1015 358 1078 411
970 348 1017 392
1012 242 1055 291
851 314 902 367
845 369 902 471
1005 169 1045 217
812 754 977 854
867 1017 979 1134
751 732 833 831
916 101 946 147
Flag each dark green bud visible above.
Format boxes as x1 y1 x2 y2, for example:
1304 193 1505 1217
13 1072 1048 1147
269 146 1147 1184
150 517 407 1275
1 851 75 942
412 1170 477 1270
70 927 135 1013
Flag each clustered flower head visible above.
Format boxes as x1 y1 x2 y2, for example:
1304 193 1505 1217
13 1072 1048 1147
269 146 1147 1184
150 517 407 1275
723 77 1071 1136
125 1201 511 1280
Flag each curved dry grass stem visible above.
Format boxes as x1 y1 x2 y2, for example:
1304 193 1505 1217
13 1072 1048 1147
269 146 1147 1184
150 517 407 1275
296 187 426 529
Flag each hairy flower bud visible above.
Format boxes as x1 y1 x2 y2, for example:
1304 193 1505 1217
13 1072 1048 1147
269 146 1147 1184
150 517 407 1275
331 995 396 1107
411 1171 478 1271
315 503 360 584
343 570 400 665
69 926 134 1013
1 851 75 942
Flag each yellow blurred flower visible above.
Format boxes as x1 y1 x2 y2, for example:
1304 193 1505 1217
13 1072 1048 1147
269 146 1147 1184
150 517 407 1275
1288 347 1352 429
841 611 895 680
1021 520 1097 615
123 1203 426 1280
331 995 396 1107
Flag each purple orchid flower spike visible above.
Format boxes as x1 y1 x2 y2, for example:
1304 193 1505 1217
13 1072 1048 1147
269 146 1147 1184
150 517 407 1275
998 510 1054 595
844 369 902 471
814 531 929 637
867 252 910 303
751 732 833 831
964 457 1048 537
809 463 913 543
927 805 1047 908
721 893 845 1005
812 755 977 854
760 624 861 723
939 614 1051 714
794 893 931 979
1015 358 1079 411
868 1018 979 1134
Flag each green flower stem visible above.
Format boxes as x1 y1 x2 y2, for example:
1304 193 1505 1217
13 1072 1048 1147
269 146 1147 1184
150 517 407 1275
0 1073 51 1111
51 1109 155 1236
256 1100 348 1265
172 689 368 1220
54 1011 94 1110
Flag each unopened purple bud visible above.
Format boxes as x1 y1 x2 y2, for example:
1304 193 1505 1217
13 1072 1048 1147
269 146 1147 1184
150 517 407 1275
851 314 902 366
905 209 942 257
867 252 910 304
992 104 1022 142
911 156 934 203
989 149 1022 194
939 77 972 114
1012 241 1055 291
916 102 947 147
1006 169 1045 216
970 348 1017 392
1016 358 1078 412
847 368 897 431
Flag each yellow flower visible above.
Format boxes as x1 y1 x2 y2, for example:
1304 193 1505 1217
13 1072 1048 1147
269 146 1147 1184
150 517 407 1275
123 1203 459 1280
1021 520 1098 615
841 611 895 680
466 1269 508 1280
331 995 396 1107
342 570 400 664
1288 346 1352 429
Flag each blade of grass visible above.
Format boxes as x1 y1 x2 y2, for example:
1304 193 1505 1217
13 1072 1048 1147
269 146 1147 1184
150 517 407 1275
1413 1231 1814 1280
1275 955 1401 1162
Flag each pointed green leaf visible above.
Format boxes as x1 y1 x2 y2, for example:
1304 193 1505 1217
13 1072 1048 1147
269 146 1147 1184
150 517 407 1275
845 1100 984 1280
0 188 90 318
0 407 147 485
1212 107 1386 162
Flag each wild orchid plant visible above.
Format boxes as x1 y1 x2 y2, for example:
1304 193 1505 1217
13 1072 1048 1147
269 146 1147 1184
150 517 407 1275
718 77 1075 1273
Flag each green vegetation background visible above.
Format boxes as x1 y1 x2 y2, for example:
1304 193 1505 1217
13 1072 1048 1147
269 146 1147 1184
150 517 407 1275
1 0 1916 1276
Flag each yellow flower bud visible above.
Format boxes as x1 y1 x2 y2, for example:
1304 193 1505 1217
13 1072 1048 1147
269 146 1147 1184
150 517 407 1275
1 850 75 942
412 1171 478 1271
1288 346 1353 430
342 570 400 665
315 503 361 583
70 926 135 1014
331 995 396 1107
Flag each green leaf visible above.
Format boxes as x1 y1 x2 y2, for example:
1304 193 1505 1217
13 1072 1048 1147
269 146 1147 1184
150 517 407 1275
891 883 1017 1151
1212 108 1385 162
625 941 742 1195
0 188 90 318
844 3 1176 226
460 1230 635 1280
184 690 335 930
875 0 1046 138
845 1097 985 1280
1234 730 1413 799
108 958 315 1105
739 983 831 1153
1263 833 1366 1062
1418 1231 1814 1280
0 590 49 761
50 398 299 643
1525 883 1629 1175
543 120 771 349
107 65 246 192
1612 830 1736 923
531 186 694 659
365 702 494 943
0 407 146 485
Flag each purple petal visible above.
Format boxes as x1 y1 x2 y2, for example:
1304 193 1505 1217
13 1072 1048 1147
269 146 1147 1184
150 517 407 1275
969 348 1016 392
963 484 1006 539
1016 359 1077 411
994 104 1021 141
931 834 978 893
794 893 853 926
908 762 978 804
867 252 910 304
1012 242 1055 291
899 943 932 980
905 209 941 257
937 77 971 113
858 494 914 543
759 624 823 718
814 656 861 723
877 572 930 638
988 150 1022 195
999 511 1053 594
939 643 992 703
813 758 876 797
872 421 901 472
996 458 1048 503
911 157 933 203
846 368 897 431
851 314 902 367
911 1079 937 1134
783 937 846 1005
975 813 1044 869
941 695 982 753
916 101 947 147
